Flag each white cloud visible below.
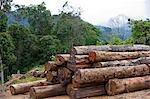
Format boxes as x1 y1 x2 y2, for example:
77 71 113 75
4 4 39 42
13 0 149 25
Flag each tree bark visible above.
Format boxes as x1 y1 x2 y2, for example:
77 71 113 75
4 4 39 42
57 67 73 85
56 54 70 65
56 54 89 65
45 71 58 83
67 84 106 99
72 64 150 87
67 64 91 72
71 45 150 55
30 84 66 99
106 76 150 95
89 51 150 62
44 61 58 71
92 57 150 68
32 71 45 78
10 80 48 95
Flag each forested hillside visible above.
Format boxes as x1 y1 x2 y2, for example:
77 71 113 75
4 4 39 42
0 1 150 81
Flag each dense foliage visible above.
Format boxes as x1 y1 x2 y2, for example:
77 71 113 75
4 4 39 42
130 19 150 45
0 2 100 81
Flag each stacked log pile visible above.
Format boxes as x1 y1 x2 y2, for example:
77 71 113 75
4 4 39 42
9 44 150 99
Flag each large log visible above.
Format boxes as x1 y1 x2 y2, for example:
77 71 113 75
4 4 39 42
67 84 106 99
32 71 45 78
106 76 150 95
56 54 89 65
72 64 150 88
71 45 150 55
10 80 48 95
89 51 150 62
67 64 91 72
92 57 150 68
58 67 73 85
30 84 66 99
68 57 150 72
44 61 58 71
45 71 58 83
56 54 70 65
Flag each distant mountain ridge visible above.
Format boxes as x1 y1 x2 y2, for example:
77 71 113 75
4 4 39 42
96 25 131 40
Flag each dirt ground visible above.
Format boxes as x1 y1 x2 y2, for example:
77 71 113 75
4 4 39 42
0 89 150 99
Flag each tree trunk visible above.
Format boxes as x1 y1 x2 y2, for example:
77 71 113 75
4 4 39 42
45 71 58 83
106 76 150 95
32 71 45 78
72 64 150 87
92 57 150 68
58 67 73 85
71 45 150 55
10 80 48 95
56 54 70 65
44 61 58 71
67 64 91 72
30 84 66 99
67 84 106 99
89 51 150 62
56 54 89 65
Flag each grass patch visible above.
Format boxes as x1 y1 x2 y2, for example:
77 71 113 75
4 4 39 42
33 65 45 71
14 75 45 84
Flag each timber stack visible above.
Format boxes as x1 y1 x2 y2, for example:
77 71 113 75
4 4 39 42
9 44 150 99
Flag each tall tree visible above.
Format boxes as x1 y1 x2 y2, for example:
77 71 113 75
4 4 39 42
15 2 52 35
0 32 16 78
8 23 38 72
130 19 150 45
52 2 100 51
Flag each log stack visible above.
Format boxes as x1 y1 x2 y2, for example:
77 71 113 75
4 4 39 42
9 45 150 99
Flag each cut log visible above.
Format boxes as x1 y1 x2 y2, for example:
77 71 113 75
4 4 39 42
44 61 58 71
67 64 91 72
92 57 150 68
56 54 89 65
106 76 150 95
72 64 150 88
45 71 58 83
58 67 73 85
30 84 66 99
67 84 106 99
10 80 48 95
72 45 150 55
89 51 150 62
56 54 70 65
32 71 45 78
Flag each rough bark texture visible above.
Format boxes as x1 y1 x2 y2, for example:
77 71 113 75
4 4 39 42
56 54 89 65
67 84 106 99
44 61 58 71
56 54 70 65
30 84 66 99
58 67 73 85
10 80 48 95
92 57 150 68
67 64 91 72
32 71 45 78
106 76 150 95
45 71 58 83
72 64 150 87
72 45 150 55
89 51 150 62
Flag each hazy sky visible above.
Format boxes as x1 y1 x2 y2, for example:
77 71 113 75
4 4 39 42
13 0 150 25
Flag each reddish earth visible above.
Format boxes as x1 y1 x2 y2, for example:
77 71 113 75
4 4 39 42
0 89 150 99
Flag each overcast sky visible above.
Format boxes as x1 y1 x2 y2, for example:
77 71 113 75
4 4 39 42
13 0 150 26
